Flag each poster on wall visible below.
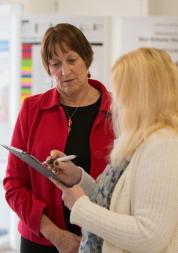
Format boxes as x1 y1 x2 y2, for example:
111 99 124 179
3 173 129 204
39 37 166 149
113 16 178 64
20 15 112 101
0 16 12 163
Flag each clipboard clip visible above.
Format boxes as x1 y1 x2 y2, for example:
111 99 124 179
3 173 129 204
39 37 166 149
0 144 42 164
0 144 26 154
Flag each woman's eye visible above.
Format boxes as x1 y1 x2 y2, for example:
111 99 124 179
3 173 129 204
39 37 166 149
49 61 61 68
53 63 60 67
68 59 76 64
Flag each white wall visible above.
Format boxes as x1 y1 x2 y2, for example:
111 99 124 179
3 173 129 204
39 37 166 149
9 0 178 16
149 0 178 15
10 0 149 16
10 0 57 13
55 0 148 16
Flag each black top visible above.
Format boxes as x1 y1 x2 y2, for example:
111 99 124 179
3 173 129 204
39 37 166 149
61 95 102 235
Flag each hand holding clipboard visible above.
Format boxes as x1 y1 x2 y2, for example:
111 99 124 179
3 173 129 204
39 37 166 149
0 144 76 189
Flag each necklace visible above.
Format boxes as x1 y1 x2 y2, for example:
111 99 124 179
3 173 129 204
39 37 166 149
63 105 78 134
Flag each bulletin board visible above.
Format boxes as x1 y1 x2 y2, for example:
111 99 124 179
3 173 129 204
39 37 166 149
0 16 12 168
113 16 178 63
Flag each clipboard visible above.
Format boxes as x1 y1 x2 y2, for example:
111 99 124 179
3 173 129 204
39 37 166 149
0 144 67 187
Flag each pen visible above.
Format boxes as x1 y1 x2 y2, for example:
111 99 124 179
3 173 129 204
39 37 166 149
44 154 77 165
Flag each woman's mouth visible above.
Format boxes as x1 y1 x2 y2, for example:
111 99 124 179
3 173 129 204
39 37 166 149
63 78 75 84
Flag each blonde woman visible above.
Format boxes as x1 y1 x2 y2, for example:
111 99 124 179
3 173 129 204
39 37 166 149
47 48 178 253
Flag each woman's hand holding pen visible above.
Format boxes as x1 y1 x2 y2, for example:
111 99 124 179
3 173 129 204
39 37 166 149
45 150 86 209
45 150 82 187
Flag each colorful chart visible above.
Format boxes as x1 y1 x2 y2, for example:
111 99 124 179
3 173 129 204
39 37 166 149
20 43 32 103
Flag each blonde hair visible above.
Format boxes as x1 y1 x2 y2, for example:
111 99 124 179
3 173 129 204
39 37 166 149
110 47 178 166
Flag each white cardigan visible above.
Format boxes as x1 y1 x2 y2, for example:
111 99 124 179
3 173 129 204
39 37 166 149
70 130 178 253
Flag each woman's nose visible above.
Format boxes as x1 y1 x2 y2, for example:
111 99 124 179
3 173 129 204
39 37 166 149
61 63 70 76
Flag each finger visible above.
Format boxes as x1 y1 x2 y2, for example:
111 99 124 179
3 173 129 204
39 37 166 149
43 160 55 167
63 199 71 210
51 163 64 175
50 150 65 157
46 154 59 165
76 235 82 241
44 155 51 162
52 168 56 174
61 190 69 201
42 155 53 166
53 160 71 169
45 151 66 166
61 192 65 201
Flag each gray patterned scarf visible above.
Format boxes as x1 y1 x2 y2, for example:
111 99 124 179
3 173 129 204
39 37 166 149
79 160 129 253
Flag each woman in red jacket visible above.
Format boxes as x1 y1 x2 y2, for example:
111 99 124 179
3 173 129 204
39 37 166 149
3 23 114 253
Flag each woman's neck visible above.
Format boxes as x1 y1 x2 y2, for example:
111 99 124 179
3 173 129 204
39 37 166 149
59 86 100 107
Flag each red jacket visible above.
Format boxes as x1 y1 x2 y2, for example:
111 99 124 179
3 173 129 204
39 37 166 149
3 79 114 245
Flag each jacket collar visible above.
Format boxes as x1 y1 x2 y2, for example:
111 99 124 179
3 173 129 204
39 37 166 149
40 88 60 110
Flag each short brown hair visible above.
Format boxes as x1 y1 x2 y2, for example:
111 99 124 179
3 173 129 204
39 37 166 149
41 23 93 75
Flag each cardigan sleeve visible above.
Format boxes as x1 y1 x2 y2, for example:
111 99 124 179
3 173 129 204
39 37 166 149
71 139 178 253
79 168 98 196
